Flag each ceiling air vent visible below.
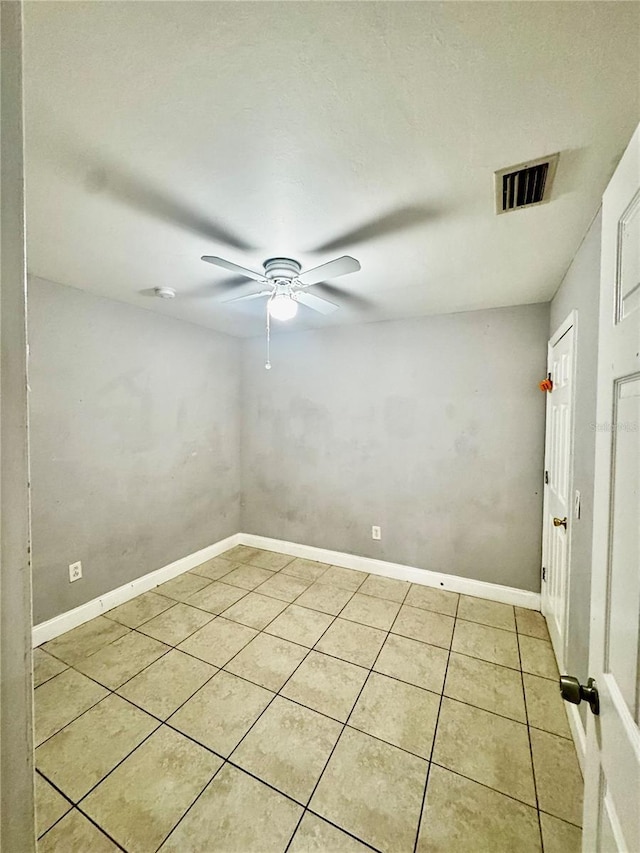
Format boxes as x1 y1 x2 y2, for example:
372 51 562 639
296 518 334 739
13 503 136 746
495 153 559 214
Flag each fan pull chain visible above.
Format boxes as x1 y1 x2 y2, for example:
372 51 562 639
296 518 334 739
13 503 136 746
265 300 272 370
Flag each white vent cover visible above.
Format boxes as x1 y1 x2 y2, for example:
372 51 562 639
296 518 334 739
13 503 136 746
495 153 559 214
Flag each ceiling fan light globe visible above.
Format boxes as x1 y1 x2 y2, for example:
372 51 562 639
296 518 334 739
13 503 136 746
269 294 298 321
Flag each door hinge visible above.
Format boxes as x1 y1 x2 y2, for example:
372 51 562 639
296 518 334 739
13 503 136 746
544 470 549 485
542 566 547 581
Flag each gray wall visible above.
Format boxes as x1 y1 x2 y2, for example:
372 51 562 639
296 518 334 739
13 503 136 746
29 277 241 623
242 303 549 592
550 210 602 717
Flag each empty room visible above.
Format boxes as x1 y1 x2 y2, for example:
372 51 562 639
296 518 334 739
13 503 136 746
1 1 639 851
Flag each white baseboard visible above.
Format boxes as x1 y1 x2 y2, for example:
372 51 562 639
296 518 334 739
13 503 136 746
32 533 241 647
33 531 541 646
238 533 541 610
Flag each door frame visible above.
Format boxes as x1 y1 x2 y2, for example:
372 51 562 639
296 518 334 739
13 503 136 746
541 308 578 672
0 0 36 848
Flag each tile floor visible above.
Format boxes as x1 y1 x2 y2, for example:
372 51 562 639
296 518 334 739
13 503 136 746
33 546 584 852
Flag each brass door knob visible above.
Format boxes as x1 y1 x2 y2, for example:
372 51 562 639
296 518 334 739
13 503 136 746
553 516 567 529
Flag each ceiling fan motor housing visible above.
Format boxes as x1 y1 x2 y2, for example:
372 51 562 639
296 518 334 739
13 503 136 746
263 258 302 280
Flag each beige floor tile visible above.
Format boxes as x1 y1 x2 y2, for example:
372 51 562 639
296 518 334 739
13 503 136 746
223 564 274 590
417 764 541 853
374 634 448 693
232 696 342 803
33 648 68 688
43 616 129 666
155 572 211 603
289 812 372 852
105 592 174 629
530 728 583 826
515 607 550 640
457 596 516 631
282 651 368 722
222 591 288 630
186 580 247 614
178 617 257 667
444 652 526 722
83 726 221 853
35 773 71 838
266 604 334 647
169 669 273 756
257 572 313 602
118 649 215 719
168 670 275 758
225 631 308 691
311 727 428 853
294 582 354 616
38 809 119 852
392 605 454 649
159 764 302 853
540 812 582 853
137 602 214 645
189 555 238 581
349 672 440 758
315 617 386 668
341 592 401 630
34 669 108 746
36 694 158 801
359 574 410 603
524 672 571 737
221 544 264 564
405 585 459 617
282 557 331 582
245 549 295 571
452 620 520 669
433 698 536 805
318 566 368 592
74 631 170 690
519 635 559 679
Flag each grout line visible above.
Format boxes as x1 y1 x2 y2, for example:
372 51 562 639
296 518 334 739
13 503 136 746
516 626 545 851
282 580 413 852
40 805 129 851
153 569 351 851
411 590 460 853
34 555 558 852
150 761 227 851
34 769 73 839
302 810 383 852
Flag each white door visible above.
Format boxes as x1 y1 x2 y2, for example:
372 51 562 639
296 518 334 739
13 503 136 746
542 316 575 669
582 124 640 851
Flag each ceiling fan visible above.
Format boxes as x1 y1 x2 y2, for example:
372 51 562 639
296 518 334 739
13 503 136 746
201 254 361 321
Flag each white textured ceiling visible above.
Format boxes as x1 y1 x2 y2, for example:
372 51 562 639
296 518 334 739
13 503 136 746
24 1 640 337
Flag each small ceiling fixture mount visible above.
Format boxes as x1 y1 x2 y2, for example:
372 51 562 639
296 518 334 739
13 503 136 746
154 286 176 299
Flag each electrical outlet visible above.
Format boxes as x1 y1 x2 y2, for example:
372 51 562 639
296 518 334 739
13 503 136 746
372 526 381 541
69 561 82 582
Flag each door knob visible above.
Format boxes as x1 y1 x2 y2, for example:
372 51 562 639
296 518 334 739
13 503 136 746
553 516 568 529
559 675 600 715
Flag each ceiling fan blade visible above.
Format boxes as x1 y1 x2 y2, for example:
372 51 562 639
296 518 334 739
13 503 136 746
313 281 373 310
313 205 439 252
295 291 339 315
68 146 253 250
201 256 268 283
296 255 361 287
221 290 272 304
